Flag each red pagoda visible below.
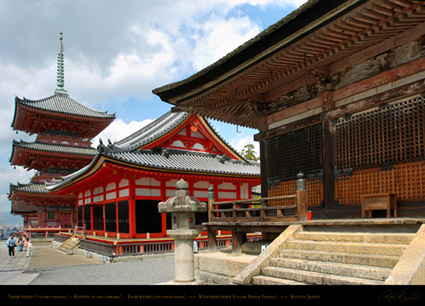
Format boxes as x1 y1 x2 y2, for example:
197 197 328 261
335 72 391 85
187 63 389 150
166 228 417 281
9 33 115 237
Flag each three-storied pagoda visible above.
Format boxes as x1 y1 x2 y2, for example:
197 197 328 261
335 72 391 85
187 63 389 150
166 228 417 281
9 33 115 235
154 0 425 219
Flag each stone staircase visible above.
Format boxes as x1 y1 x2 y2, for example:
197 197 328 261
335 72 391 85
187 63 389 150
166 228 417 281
251 229 415 285
58 237 80 255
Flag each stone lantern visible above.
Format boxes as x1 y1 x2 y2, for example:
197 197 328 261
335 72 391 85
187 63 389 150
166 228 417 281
158 178 207 282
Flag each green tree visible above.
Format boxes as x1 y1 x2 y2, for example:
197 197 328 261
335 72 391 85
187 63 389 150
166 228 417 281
241 144 260 162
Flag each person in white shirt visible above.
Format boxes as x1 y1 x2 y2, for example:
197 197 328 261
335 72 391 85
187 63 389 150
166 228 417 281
7 234 17 258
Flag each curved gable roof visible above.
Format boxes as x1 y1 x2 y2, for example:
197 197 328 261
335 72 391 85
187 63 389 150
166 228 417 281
113 111 244 160
114 111 190 150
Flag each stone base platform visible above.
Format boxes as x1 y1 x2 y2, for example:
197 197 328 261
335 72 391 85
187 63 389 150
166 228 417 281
195 249 256 284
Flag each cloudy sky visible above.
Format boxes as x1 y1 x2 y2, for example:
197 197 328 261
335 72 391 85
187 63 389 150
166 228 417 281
0 0 306 217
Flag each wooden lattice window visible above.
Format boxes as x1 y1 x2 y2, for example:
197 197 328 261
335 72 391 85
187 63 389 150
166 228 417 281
336 161 425 205
267 124 322 183
335 95 425 170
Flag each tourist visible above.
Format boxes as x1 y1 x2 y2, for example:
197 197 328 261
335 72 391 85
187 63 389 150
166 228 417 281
24 237 32 257
18 235 24 252
7 234 17 258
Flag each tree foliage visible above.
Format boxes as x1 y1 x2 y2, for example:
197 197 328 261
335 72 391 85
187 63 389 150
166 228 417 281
241 144 260 162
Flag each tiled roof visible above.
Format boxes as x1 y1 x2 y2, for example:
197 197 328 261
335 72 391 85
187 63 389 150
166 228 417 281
106 149 260 176
115 111 189 150
12 140 97 156
10 182 48 194
47 148 260 191
16 95 115 119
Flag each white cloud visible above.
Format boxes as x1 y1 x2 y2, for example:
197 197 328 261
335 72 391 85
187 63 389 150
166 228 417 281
192 15 261 70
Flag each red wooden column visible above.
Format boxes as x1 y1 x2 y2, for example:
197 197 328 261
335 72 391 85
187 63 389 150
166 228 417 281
102 203 106 235
188 177 194 197
160 177 168 236
128 178 136 238
90 206 94 232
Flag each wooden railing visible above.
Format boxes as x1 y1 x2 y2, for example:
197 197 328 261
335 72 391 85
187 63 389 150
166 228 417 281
208 172 308 223
209 195 299 222
54 234 238 258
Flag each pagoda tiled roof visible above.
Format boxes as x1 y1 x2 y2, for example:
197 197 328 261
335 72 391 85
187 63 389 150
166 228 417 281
15 94 116 119
10 182 48 195
12 140 97 156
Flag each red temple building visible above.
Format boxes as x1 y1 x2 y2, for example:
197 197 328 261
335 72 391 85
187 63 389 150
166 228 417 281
47 111 260 239
9 33 115 236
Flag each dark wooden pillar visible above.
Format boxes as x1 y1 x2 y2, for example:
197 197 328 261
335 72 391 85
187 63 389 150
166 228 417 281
321 91 336 214
207 187 217 251
207 227 217 251
258 116 269 199
259 139 269 199
232 231 247 254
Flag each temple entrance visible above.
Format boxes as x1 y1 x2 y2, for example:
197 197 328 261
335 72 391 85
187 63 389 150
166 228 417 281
135 200 162 234
77 207 83 228
84 206 91 231
118 201 129 234
105 202 116 232
60 213 71 227
93 206 103 231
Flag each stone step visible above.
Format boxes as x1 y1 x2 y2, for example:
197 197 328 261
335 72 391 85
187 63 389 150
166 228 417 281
286 239 406 256
261 266 384 285
270 257 392 281
279 248 399 268
294 232 414 245
252 275 306 285
58 238 80 254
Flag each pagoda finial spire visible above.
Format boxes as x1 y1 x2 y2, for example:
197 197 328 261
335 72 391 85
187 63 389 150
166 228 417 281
54 32 68 95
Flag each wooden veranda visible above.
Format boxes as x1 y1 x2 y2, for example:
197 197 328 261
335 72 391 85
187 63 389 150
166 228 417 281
205 173 308 253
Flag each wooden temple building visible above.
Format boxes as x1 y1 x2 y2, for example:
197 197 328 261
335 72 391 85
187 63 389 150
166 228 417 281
46 111 260 239
9 33 115 236
153 0 425 220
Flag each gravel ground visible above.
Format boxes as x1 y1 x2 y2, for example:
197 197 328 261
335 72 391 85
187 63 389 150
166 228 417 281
28 254 174 285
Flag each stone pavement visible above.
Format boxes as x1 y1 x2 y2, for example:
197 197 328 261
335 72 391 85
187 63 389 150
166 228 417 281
0 240 38 285
0 240 101 285
0 239 175 285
